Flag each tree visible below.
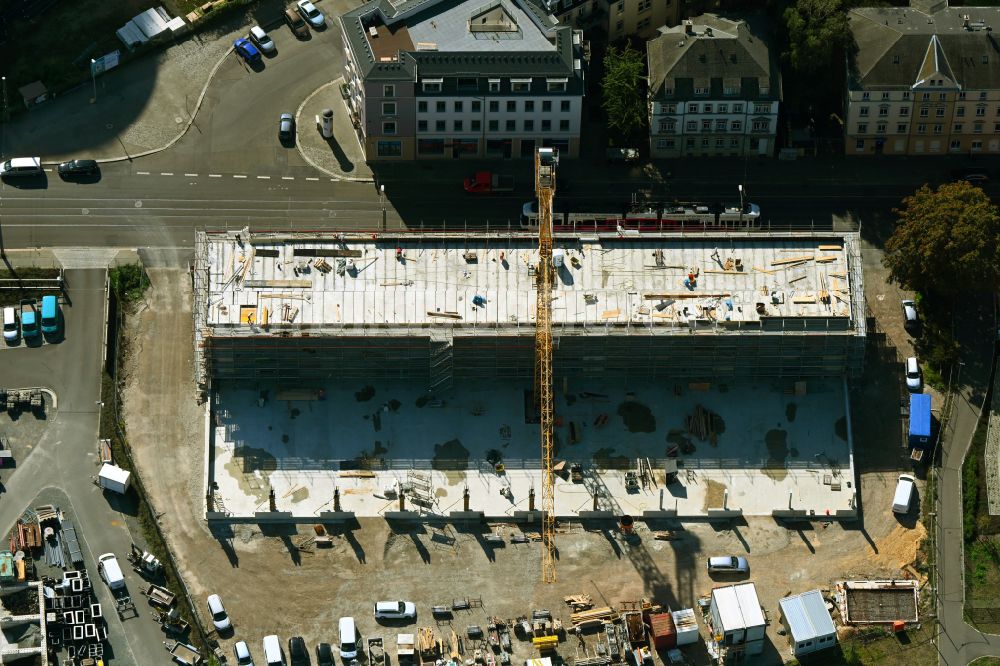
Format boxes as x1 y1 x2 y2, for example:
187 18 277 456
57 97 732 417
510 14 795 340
883 181 1000 297
601 45 646 140
782 0 851 77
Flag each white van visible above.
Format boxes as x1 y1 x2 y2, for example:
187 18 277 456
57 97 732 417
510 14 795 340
97 553 125 590
3 307 18 342
0 157 42 178
262 635 284 665
892 474 916 514
339 616 358 658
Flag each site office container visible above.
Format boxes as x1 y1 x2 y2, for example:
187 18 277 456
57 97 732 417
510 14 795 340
648 613 676 650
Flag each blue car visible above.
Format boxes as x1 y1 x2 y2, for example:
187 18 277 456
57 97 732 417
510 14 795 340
234 38 262 65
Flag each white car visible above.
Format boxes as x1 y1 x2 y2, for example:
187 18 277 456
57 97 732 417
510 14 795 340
3 307 18 342
207 594 232 632
234 640 255 666
296 0 325 28
374 600 417 620
250 25 276 54
905 356 923 392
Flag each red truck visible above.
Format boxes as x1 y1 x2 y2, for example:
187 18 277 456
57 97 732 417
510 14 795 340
463 171 515 194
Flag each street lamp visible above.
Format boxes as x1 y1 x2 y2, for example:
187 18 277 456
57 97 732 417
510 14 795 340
380 184 386 230
90 59 97 103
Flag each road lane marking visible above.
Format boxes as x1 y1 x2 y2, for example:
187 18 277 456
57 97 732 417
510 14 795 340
233 175 247 179
137 171 150 175
282 176 294 180
160 172 174 176
257 176 271 180
185 173 198 177
306 177 319 181
209 174 222 178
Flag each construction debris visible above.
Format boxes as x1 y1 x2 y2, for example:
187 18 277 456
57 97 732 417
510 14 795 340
564 594 593 612
684 405 722 445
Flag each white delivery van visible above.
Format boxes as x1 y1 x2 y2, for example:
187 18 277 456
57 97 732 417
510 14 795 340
98 553 125 590
892 474 916 514
339 617 358 658
262 634 284 665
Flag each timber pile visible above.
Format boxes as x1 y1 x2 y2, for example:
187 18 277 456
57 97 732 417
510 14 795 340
571 607 618 628
564 594 593 611
685 405 722 445
418 628 440 657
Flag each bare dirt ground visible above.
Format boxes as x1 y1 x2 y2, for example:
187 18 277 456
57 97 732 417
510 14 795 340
121 267 927 666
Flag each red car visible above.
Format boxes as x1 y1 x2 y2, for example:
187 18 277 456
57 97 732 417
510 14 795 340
463 171 514 194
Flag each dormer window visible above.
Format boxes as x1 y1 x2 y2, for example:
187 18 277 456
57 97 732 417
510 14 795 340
547 78 568 92
511 78 531 93
892 54 901 64
422 79 443 93
488 78 501 92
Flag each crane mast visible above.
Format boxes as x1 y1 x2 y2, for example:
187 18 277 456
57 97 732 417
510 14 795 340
533 147 558 584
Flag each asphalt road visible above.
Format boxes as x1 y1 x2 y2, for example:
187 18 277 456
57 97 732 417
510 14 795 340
0 269 174 665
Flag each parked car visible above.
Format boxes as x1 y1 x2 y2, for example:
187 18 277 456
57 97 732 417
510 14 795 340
249 25 276 54
207 594 232 632
296 0 325 27
892 473 917 514
97 553 125 590
3 307 18 343
905 356 923 392
952 167 990 184
374 601 417 620
262 635 284 666
339 617 358 658
706 555 750 575
901 299 919 332
57 159 99 176
288 636 308 666
234 38 262 65
279 113 295 142
234 640 255 666
284 8 310 38
0 157 42 178
316 643 334 666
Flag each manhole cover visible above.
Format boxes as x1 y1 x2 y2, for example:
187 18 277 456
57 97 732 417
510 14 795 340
105 123 113 130
175 116 184 124
134 201 143 208
81 208 90 215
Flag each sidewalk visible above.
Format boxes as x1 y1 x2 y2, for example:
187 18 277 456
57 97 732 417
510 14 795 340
295 77 373 181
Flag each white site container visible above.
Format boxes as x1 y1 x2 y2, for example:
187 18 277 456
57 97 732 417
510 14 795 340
671 608 699 646
98 463 132 494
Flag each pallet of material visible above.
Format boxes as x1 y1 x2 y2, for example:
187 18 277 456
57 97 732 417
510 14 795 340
571 607 618 626
685 405 721 444
564 594 593 611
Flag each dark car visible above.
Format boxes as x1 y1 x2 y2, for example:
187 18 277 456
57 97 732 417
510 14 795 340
316 642 334 666
57 159 99 176
951 167 990 184
234 37 262 65
289 636 309 665
285 8 310 39
279 113 295 142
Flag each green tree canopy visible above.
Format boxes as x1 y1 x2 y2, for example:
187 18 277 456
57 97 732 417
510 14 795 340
884 181 1000 297
783 0 851 77
601 45 646 140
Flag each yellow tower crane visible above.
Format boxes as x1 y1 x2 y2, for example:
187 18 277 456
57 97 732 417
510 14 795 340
533 147 558 584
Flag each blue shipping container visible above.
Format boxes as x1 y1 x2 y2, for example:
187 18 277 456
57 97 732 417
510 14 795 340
909 393 932 448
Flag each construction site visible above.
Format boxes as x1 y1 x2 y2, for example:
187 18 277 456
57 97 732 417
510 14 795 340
192 151 866 526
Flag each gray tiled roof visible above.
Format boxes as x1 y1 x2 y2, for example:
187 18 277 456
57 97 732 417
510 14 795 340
341 0 577 81
647 13 778 102
849 5 1000 90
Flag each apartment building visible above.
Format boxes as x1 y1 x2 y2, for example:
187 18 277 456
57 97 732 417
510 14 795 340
547 0 719 42
847 1 1000 156
339 0 585 161
647 14 780 158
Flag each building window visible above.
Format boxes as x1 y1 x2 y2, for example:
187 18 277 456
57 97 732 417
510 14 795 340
489 79 501 93
972 140 983 150
936 107 945 118
471 120 481 131
876 123 886 133
656 138 668 149
417 120 428 132
658 120 668 133
541 119 551 131
454 120 463 131
878 106 889 117
933 124 943 134
559 119 569 131
921 92 930 101
663 87 673 96
723 86 738 96
616 1 623 12
890 55 899 64
731 121 742 131
383 84 395 97
718 104 728 113
859 106 869 117
615 19 624 31
382 121 397 134
950 139 961 150
957 107 966 117
959 92 967 100
882 92 891 100
422 79 443 93
715 119 726 131
542 101 552 112
454 101 463 112
457 77 477 91
665 103 677 113
701 120 712 131
856 139 865 150
977 106 987 116
471 100 481 112
900 106 910 116
377 140 401 156
418 101 428 113
857 123 868 133
919 107 928 118
637 0 651 10
715 138 724 147
995 123 1000 132
488 120 498 131
547 79 568 92
861 92 870 101
417 139 445 155
561 100 571 112
694 87 709 96
984 55 990 65
436 120 446 131
981 91 988 100
730 138 739 147
917 124 926 134
525 100 534 112
511 79 531 93
954 123 963 133
752 119 768 132
637 17 651 30
701 138 709 148
688 103 699 113
506 100 516 112
489 101 499 112
686 120 697 131
685 138 695 148
896 124 907 133
524 119 534 131
974 122 984 133
505 120 515 131
704 103 713 113
902 91 911 100
382 102 396 115
733 103 743 113
939 93 947 101
437 101 446 112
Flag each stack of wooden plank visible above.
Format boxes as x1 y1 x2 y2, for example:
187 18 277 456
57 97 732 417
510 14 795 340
417 627 440 657
685 405 721 445
570 606 618 628
564 594 593 611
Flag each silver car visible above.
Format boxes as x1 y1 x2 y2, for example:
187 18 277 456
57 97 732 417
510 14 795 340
707 555 749 575
250 26 276 54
